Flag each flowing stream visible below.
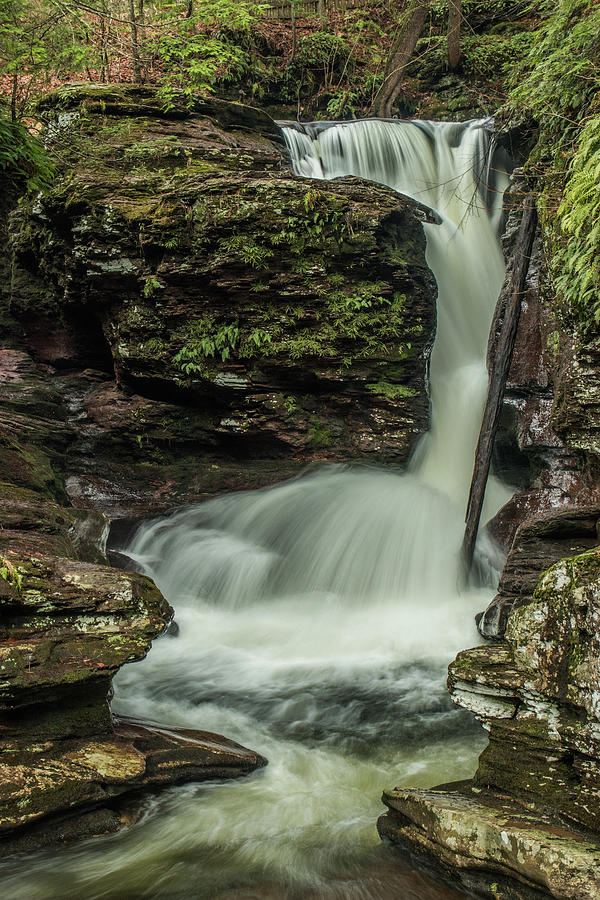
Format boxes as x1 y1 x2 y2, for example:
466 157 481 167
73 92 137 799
0 120 512 899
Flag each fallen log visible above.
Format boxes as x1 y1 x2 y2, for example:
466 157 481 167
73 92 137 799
462 194 538 577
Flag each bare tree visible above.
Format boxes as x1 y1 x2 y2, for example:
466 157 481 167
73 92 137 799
371 0 431 118
447 0 462 71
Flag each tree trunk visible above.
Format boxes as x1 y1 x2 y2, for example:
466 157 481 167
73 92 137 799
371 0 431 118
128 0 143 84
138 0 147 43
447 0 462 71
291 2 297 61
10 72 18 122
461 195 538 577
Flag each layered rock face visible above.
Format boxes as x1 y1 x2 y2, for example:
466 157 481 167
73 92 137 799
486 182 598 560
0 349 265 853
379 537 600 899
479 504 600 638
8 83 436 518
378 199 600 898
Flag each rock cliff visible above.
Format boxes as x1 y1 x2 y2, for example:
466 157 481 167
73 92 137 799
0 348 265 854
378 198 600 898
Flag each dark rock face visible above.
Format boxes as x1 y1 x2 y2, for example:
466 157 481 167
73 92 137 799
478 184 600 638
485 184 597 557
7 83 436 517
0 346 266 851
478 504 600 639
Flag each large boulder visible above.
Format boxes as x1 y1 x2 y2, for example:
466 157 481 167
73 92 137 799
7 83 437 516
0 347 266 851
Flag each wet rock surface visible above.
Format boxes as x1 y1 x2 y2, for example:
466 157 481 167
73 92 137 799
0 344 266 850
381 193 600 897
0 714 266 856
7 83 436 517
478 504 600 639
380 547 600 899
486 184 598 556
379 784 600 900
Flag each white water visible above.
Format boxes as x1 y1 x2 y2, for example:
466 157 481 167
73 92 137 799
0 121 512 899
284 118 510 514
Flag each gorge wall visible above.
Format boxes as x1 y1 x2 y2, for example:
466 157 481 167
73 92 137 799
378 193 600 898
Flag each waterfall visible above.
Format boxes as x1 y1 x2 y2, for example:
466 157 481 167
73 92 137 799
1 122 512 899
282 118 511 515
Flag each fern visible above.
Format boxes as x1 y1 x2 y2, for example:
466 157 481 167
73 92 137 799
553 116 600 327
0 109 54 191
505 0 600 332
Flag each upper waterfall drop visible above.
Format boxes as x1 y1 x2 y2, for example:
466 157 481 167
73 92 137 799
281 118 511 516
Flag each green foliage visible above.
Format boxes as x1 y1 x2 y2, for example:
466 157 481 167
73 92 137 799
508 0 600 152
173 318 272 375
415 28 534 82
282 30 351 101
506 0 600 331
153 0 268 104
430 0 529 27
0 108 54 190
325 88 360 120
174 318 241 373
307 421 333 449
552 116 600 328
0 0 96 119
272 286 411 363
220 234 274 269
295 31 351 76
142 275 161 298
0 558 22 592
462 31 534 79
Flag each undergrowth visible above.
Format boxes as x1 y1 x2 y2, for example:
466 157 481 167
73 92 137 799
0 109 54 191
506 0 600 333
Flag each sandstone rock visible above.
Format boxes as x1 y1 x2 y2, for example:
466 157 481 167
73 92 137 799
379 785 600 900
0 715 266 853
0 348 267 849
455 548 600 831
478 504 600 639
381 547 600 897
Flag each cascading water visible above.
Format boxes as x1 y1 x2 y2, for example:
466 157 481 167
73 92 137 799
0 121 512 899
284 119 511 516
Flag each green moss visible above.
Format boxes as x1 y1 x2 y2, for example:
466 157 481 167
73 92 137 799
307 422 333 450
366 381 417 400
